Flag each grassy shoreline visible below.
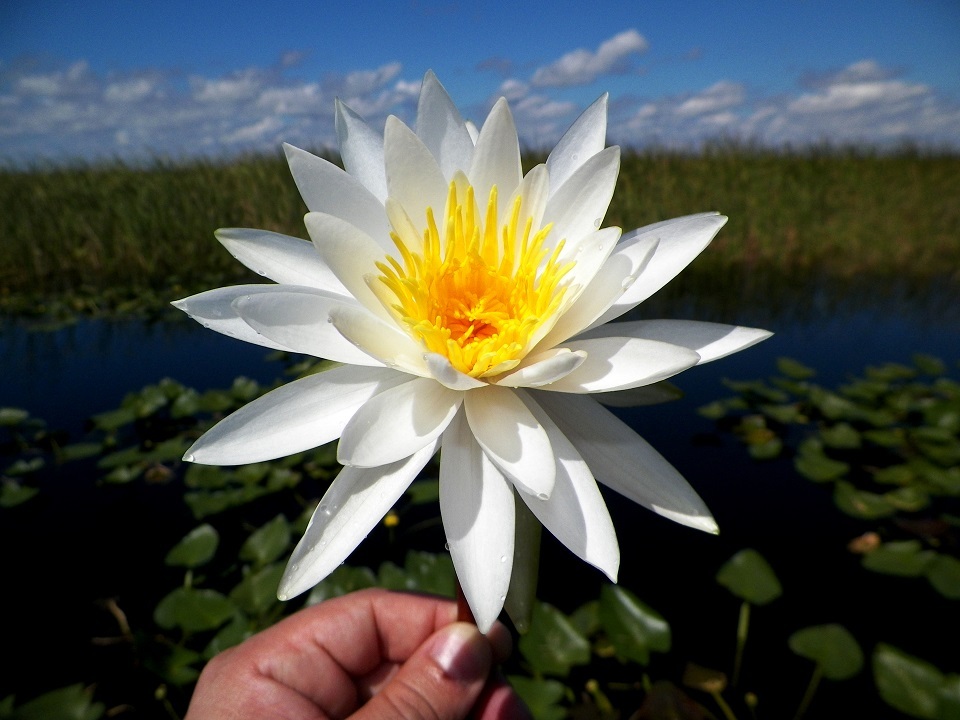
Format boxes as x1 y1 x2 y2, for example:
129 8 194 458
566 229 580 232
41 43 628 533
3 147 958 318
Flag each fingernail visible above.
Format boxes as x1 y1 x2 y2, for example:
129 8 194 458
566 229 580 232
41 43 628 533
431 623 490 682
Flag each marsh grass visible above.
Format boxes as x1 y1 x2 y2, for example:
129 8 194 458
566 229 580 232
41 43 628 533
2 147 957 317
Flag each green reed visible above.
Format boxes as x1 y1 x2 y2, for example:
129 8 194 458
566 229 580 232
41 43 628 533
1 146 957 316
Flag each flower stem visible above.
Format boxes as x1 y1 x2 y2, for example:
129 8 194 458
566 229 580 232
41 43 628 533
792 663 823 720
733 600 750 686
710 690 740 720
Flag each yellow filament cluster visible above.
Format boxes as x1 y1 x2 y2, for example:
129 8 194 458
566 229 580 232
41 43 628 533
376 181 572 378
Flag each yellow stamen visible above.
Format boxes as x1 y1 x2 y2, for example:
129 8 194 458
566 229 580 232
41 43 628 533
376 181 573 378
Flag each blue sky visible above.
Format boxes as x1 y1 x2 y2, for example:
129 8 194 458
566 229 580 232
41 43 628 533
2 0 959 165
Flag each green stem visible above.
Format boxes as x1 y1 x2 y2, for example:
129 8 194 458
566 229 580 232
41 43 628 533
733 601 750 686
711 690 740 720
792 663 823 720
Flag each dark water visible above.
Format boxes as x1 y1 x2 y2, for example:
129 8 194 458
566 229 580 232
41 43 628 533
1 289 958 717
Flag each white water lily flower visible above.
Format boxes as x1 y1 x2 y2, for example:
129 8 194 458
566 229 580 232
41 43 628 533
174 71 771 632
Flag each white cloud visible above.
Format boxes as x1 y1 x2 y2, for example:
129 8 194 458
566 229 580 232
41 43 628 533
675 81 746 117
0 53 957 165
531 29 648 88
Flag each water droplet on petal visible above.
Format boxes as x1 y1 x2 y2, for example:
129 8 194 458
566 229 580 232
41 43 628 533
571 153 579 162
444 542 451 551
621 275 637 290
593 217 602 229
183 453 195 462
499 594 506 602
537 492 549 501
499 555 507 563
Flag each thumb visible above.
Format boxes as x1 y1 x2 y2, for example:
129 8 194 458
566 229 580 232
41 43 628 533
354 622 493 720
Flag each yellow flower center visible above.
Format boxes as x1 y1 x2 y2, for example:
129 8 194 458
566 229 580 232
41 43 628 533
376 181 573 378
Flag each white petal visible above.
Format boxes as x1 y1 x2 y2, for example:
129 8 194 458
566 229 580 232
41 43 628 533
469 98 522 218
494 348 587 388
536 234 657 349
338 377 462 467
416 70 474 180
535 392 718 534
328 304 430 377
541 338 700 394
173 284 317 351
303 211 394 322
278 442 438 600
184 366 406 465
505 164 549 247
464 386 555 499
594 381 684 408
283 143 390 247
504 498 541 633
561 227 620 304
232 291 383 366
216 228 349 295
384 115 448 231
578 319 773 364
546 93 608 196
424 353 487 390
335 99 387 202
595 213 728 325
544 146 620 258
440 410 515 633
521 396 619 580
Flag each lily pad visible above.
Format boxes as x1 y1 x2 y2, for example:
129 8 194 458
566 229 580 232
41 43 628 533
3 683 104 720
154 587 235 633
795 440 849 482
862 541 936 577
507 676 567 720
165 524 219 568
239 514 291 567
716 548 783 605
229 563 285 615
820 422 861 449
519 601 591 676
924 554 960 599
0 407 30 426
776 356 816 380
834 481 896 520
598 584 671 665
873 644 944 719
788 624 863 680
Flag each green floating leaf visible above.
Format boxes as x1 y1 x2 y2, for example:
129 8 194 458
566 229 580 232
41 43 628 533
759 402 804 425
866 362 917 382
4 683 104 720
58 442 103 462
748 436 783 459
519 601 590 676
0 480 39 508
862 541 936 577
239 514 291 568
716 548 783 605
507 676 567 720
0 407 30 426
153 645 203 686
913 354 946 376
873 464 914 485
230 563 285 616
820 422 862 449
788 624 863 680
5 457 45 476
697 400 729 420
165 524 219 568
598 584 670 665
884 486 930 512
154 587 235 633
834 481 896 520
203 613 252 659
795 440 849 482
306 565 377 605
925 554 960 600
864 428 906 448
101 464 143 484
873 644 944 719
406 478 440 505
377 551 456 597
90 406 136 432
777 356 816 380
